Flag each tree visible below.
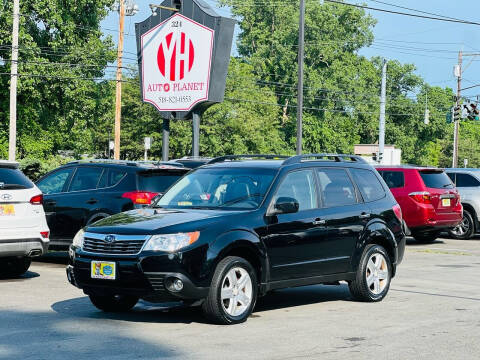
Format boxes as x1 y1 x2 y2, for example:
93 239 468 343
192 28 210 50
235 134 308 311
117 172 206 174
0 0 116 159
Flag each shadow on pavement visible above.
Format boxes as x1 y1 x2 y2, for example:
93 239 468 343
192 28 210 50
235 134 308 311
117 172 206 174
51 284 352 325
34 251 69 265
256 284 352 312
0 271 39 281
0 307 181 359
406 237 445 246
52 296 209 325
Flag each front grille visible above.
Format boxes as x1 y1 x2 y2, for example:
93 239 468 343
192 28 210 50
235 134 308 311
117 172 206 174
145 273 165 291
82 235 147 255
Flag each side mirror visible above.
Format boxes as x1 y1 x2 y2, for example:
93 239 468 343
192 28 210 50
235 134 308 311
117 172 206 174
273 197 299 215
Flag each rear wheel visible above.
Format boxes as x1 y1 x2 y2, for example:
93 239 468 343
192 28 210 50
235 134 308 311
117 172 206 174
412 231 440 244
202 256 258 325
0 257 31 278
449 210 475 240
349 244 392 302
89 294 138 312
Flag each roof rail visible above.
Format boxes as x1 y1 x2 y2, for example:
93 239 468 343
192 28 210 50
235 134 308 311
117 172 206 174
208 154 290 164
67 159 139 166
283 154 368 165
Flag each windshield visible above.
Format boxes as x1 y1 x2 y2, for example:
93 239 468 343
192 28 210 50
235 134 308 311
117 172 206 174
154 168 276 210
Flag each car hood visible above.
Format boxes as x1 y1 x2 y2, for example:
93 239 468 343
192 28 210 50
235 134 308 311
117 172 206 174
86 207 246 235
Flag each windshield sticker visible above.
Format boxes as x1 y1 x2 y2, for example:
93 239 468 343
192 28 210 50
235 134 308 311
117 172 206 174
178 201 193 206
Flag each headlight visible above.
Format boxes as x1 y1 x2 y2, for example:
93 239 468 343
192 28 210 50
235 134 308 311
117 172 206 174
72 229 85 248
143 232 200 252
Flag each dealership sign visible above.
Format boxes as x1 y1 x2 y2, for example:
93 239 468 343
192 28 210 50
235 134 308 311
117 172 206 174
141 14 214 112
136 0 235 120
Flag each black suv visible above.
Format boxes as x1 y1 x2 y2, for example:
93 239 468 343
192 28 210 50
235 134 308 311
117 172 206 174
37 160 188 248
67 154 405 324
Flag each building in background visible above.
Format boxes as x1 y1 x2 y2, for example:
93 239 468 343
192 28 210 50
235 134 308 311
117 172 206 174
354 144 402 165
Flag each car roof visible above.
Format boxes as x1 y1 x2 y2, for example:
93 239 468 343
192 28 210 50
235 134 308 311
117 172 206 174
445 168 480 172
0 160 19 169
376 165 444 171
200 154 370 170
61 159 187 171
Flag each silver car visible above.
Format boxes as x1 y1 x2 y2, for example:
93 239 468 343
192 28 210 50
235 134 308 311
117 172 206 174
446 169 480 239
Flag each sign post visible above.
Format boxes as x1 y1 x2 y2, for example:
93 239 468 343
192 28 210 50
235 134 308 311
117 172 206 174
144 137 152 161
136 0 235 159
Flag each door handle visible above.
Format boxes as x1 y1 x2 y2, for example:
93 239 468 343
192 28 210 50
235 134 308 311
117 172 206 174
86 198 98 205
359 213 371 219
44 200 56 206
313 218 326 226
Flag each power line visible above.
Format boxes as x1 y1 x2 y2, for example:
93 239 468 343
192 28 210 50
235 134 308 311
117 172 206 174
325 0 480 26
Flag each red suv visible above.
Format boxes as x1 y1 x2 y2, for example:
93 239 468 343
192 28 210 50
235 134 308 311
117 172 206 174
377 166 462 243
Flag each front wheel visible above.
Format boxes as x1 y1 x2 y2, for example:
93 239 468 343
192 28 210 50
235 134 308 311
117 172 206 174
89 294 138 312
449 210 475 240
349 244 392 302
202 256 258 325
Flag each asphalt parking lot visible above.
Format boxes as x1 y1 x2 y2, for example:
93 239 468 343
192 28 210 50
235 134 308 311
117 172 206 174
1 237 479 360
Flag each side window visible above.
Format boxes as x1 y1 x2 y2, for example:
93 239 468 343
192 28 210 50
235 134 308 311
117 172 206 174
456 173 480 187
316 168 357 207
69 167 104 192
447 172 455 184
37 168 73 195
380 171 405 189
274 170 318 211
351 169 386 202
98 169 126 188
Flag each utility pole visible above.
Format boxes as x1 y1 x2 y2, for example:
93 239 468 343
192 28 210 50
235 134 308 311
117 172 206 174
378 58 387 163
112 1 138 160
8 0 20 161
113 0 125 160
296 0 306 155
453 50 462 168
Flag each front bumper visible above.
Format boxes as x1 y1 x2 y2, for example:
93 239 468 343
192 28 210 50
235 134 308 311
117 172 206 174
67 247 209 301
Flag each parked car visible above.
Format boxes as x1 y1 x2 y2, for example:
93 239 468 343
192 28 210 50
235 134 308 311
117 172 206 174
67 154 405 324
171 156 212 169
377 166 462 243
445 169 480 239
0 160 49 276
36 160 188 248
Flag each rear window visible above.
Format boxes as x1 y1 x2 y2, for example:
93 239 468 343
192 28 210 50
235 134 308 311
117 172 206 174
379 171 405 189
419 171 454 189
138 170 186 193
0 168 34 189
456 173 480 187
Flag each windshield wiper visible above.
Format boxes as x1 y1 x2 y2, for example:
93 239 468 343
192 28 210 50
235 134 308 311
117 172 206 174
219 193 262 207
0 184 27 190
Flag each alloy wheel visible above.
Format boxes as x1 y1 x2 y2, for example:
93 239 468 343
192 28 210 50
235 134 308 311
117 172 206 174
451 216 470 236
221 267 253 317
366 253 389 295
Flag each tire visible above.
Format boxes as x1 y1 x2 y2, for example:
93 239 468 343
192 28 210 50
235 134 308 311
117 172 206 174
349 244 392 302
412 231 440 244
202 256 258 325
0 257 31 278
449 210 475 240
89 294 138 312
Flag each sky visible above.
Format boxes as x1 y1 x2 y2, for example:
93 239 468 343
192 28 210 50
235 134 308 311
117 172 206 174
102 0 480 100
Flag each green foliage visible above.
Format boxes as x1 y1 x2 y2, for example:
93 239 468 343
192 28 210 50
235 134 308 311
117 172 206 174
19 155 74 181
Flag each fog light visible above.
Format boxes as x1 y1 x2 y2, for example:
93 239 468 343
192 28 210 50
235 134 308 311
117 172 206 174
172 279 183 291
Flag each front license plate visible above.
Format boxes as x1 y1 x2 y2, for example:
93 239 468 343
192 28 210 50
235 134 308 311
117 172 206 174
0 204 14 216
442 198 451 207
91 261 116 280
